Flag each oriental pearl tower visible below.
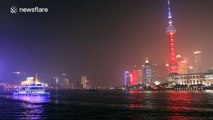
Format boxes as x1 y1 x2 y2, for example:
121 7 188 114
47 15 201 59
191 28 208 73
166 0 178 74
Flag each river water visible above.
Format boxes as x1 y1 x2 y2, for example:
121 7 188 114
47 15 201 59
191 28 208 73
0 90 213 120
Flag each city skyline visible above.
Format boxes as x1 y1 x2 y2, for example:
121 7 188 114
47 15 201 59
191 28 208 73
0 0 213 87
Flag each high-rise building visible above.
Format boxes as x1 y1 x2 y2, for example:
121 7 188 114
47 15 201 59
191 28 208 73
176 55 188 74
124 66 143 86
124 71 131 86
61 73 70 88
12 72 26 85
81 75 88 89
137 69 143 85
166 0 178 74
143 58 152 87
50 77 60 89
194 51 201 73
131 69 138 85
187 66 194 74
151 63 168 84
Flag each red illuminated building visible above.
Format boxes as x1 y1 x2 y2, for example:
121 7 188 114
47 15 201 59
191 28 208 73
131 69 138 85
166 0 178 74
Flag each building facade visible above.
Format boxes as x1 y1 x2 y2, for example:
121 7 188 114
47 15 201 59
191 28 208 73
170 73 213 87
124 66 143 86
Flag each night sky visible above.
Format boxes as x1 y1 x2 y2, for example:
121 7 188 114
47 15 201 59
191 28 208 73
0 0 213 87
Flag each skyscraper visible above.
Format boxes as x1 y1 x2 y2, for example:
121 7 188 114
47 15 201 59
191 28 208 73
151 63 168 84
137 69 143 85
143 58 152 87
81 75 88 89
131 69 138 85
61 73 70 88
166 0 178 74
124 71 131 86
12 72 26 85
194 51 201 73
176 55 188 74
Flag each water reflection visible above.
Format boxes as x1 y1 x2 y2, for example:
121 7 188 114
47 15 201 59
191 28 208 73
12 95 50 103
11 95 50 120
128 91 208 120
167 91 192 111
18 102 45 120
129 90 155 110
129 90 143 109
166 91 192 120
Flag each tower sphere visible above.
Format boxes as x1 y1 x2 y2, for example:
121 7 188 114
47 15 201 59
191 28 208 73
166 25 176 33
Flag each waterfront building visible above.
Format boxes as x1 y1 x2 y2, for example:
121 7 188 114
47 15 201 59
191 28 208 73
170 72 213 87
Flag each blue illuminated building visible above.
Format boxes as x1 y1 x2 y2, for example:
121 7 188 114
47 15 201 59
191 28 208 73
124 71 131 86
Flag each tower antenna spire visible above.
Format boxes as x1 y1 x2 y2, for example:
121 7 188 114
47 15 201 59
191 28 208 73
168 0 173 26
166 0 176 33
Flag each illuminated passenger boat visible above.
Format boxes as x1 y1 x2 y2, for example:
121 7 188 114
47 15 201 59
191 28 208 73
13 76 50 96
13 83 50 96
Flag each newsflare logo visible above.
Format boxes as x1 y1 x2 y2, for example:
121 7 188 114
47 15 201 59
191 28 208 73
10 6 48 14
10 6 18 14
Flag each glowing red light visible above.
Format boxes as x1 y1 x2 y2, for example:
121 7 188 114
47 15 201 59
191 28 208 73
168 31 178 73
131 70 138 85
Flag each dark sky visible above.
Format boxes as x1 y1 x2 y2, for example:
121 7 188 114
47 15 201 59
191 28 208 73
0 0 213 87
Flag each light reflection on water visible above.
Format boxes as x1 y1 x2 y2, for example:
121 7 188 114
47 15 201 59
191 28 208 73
18 102 45 120
12 95 50 103
1 90 213 119
11 95 49 120
128 90 213 120
0 95 50 120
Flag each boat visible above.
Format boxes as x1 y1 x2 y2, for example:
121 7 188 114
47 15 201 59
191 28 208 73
13 83 50 96
13 75 50 96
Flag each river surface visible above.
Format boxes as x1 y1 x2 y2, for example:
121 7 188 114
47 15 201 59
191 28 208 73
1 90 213 120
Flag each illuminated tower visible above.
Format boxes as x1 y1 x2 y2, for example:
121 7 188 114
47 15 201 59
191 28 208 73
166 0 178 74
